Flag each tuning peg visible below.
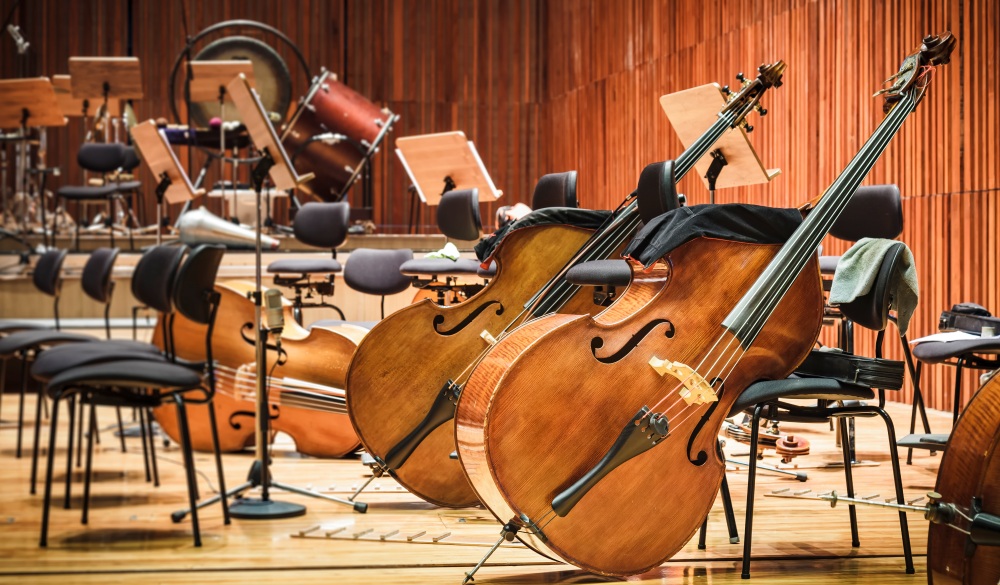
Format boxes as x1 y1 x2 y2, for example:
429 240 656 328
721 85 731 95
756 105 768 116
736 72 745 82
745 124 754 133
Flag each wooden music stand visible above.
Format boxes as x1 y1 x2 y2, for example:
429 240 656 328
68 57 144 100
660 83 779 199
52 75 120 117
131 119 204 245
189 60 256 103
395 131 503 206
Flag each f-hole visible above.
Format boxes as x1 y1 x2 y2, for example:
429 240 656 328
590 319 675 364
433 300 504 336
686 377 725 465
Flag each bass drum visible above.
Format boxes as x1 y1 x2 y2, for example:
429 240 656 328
282 69 394 201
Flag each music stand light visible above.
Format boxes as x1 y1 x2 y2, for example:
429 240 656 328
131 120 204 245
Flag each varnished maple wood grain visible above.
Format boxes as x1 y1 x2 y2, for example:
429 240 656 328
457 238 825 575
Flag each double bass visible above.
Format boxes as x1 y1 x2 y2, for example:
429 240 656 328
345 64 783 507
153 281 364 458
455 34 955 576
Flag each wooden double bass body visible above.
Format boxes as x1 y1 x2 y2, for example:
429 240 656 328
153 281 364 458
346 223 600 507
929 370 1000 585
456 238 824 574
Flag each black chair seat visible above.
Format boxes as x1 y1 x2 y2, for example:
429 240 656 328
896 433 950 450
0 330 95 355
911 337 1000 364
310 319 378 331
730 377 875 416
564 259 632 287
0 321 45 334
47 359 203 393
478 261 497 278
400 257 482 276
267 258 343 274
57 184 120 199
31 342 165 382
819 255 840 275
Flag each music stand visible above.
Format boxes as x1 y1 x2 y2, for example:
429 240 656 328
131 120 203 245
204 73 353 520
0 78 67 244
69 57 143 142
395 130 502 232
660 83 780 202
189 61 256 220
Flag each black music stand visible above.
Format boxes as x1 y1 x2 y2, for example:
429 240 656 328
213 73 362 520
395 131 502 232
131 120 203 245
0 78 68 246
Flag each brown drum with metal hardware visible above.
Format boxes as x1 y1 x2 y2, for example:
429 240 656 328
281 69 394 201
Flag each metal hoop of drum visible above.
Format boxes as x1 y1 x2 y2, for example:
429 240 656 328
281 69 399 202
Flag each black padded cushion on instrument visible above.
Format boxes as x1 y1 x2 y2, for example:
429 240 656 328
57 184 121 199
565 259 632 287
172 245 226 326
829 184 903 242
532 171 578 209
437 189 481 241
77 142 126 173
46 359 202 395
31 342 166 382
267 258 343 275
912 337 1000 364
293 202 350 249
132 245 188 313
81 247 120 304
728 376 875 416
623 203 803 269
343 248 413 296
636 160 680 224
33 249 68 296
475 208 612 263
834 241 905 332
399 257 482 276
0 329 95 356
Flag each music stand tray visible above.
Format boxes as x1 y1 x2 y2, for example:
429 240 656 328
395 131 503 205
0 78 68 129
660 83 779 190
68 57 144 100
52 75 120 117
131 120 204 205
189 61 256 103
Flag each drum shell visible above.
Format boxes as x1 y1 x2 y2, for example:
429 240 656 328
283 114 357 201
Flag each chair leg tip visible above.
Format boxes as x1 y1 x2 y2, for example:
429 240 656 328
852 540 861 547
741 573 750 580
730 537 740 544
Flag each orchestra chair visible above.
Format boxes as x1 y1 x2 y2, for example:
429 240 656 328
38 244 230 548
29 244 189 493
531 170 578 209
266 201 349 324
0 249 68 337
311 248 414 329
734 241 914 578
55 143 142 251
0 248 134 460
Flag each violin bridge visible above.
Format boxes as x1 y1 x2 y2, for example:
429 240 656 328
480 330 498 346
648 356 718 405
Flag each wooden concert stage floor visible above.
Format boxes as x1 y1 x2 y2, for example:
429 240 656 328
0 385 951 584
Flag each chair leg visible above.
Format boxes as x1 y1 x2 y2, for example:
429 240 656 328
64 395 76 510
698 515 708 550
139 408 152 483
30 380 46 495
873 406 915 574
837 416 860 547
146 408 160 487
75 397 85 468
82 401 97 525
206 401 230 524
741 403 766 579
952 359 965 424
173 396 202 546
116 406 126 452
16 351 28 458
720 472 739 544
40 392 62 547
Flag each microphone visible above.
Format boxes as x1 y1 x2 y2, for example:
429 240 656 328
312 132 346 145
6 25 29 55
263 289 285 339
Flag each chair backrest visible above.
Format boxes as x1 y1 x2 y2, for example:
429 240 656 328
437 189 481 241
830 184 903 242
121 146 141 172
131 244 188 313
81 247 120 303
33 249 68 297
77 143 126 174
532 171 578 209
636 160 681 223
172 245 226 325
293 201 350 249
343 248 414 296
837 241 906 332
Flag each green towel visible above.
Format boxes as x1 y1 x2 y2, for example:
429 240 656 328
829 238 919 336
424 242 461 261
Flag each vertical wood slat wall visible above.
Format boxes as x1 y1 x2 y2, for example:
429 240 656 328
1 0 997 412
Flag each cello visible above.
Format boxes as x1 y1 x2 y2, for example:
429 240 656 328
153 281 364 458
346 63 784 508
455 34 955 577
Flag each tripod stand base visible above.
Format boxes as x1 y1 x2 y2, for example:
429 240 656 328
229 497 306 519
